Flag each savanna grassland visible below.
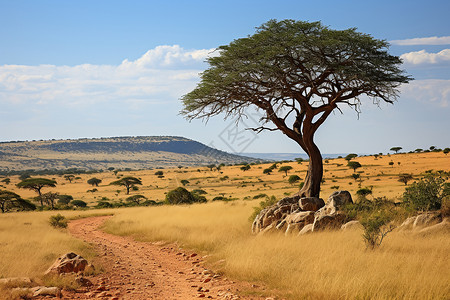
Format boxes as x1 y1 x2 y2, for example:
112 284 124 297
0 151 449 299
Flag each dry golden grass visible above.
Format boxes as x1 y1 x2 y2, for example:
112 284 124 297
0 210 112 279
103 201 450 300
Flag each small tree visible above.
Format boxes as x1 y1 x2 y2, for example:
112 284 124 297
57 194 73 205
288 175 301 185
0 190 32 213
64 174 75 183
443 148 450 155
351 173 360 181
240 164 251 172
278 166 293 176
71 200 87 208
390 147 402 154
41 192 59 209
263 168 272 175
345 153 358 161
361 211 395 249
87 177 102 187
154 171 164 176
398 174 413 186
1 178 10 185
347 161 362 172
16 178 57 206
388 161 394 167
180 179 190 186
206 164 216 171
166 187 206 205
126 194 148 205
110 176 142 195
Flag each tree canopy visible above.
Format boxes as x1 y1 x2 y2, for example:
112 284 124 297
0 190 34 213
110 176 142 195
181 19 411 198
16 178 57 206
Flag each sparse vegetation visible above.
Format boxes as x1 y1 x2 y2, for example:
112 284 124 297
402 172 449 211
49 213 68 228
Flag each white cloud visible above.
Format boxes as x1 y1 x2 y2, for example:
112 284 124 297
390 36 450 46
401 79 450 107
0 45 214 107
400 49 450 65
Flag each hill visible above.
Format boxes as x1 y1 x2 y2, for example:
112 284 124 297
0 136 260 172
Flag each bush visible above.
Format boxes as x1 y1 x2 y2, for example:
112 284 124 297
154 171 164 176
71 200 87 208
49 214 68 228
192 189 207 195
361 211 395 249
57 194 73 205
288 175 300 185
253 193 268 199
402 173 449 211
166 187 206 205
95 201 113 208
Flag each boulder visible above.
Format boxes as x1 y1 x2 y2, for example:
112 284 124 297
45 252 89 275
298 224 313 235
418 218 449 234
312 213 347 231
317 190 353 216
298 197 325 211
31 286 62 297
285 211 315 224
398 216 416 230
413 212 441 228
341 220 362 231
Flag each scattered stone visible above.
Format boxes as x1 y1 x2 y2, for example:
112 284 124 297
413 212 441 228
0 277 32 285
75 276 93 287
31 286 62 297
45 252 89 275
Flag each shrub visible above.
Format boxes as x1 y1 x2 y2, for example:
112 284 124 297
96 201 113 208
192 189 207 195
49 214 68 228
288 175 300 185
57 194 73 205
356 188 372 201
154 171 164 176
180 179 190 186
402 173 449 211
361 211 395 249
71 200 87 208
253 193 268 199
166 187 206 205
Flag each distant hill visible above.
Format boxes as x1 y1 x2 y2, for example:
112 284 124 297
0 136 261 172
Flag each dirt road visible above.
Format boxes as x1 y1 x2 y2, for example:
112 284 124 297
67 216 267 300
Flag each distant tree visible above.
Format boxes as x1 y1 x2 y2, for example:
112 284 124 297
390 147 402 154
398 174 413 186
206 164 216 171
288 175 301 185
295 158 304 164
87 177 102 187
269 163 278 170
166 187 206 205
64 174 75 183
154 171 164 176
40 192 59 209
263 168 273 175
110 176 142 195
16 178 57 206
71 200 87 208
429 146 436 151
1 178 10 185
345 153 358 161
107 167 115 171
347 161 362 172
192 189 207 195
388 161 394 167
240 164 251 172
126 194 148 205
180 179 190 186
0 190 24 213
443 148 450 155
278 166 293 176
57 194 73 205
19 174 31 181
415 148 423 153
351 173 360 181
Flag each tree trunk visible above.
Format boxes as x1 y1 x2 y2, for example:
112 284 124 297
296 135 323 198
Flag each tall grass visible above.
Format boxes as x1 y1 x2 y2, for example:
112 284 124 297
104 201 450 299
0 210 103 279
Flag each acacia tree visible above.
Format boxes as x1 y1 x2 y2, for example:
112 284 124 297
110 176 142 195
181 19 411 198
16 178 57 206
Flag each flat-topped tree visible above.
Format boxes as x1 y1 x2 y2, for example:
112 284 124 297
16 178 57 206
110 176 142 195
181 19 411 198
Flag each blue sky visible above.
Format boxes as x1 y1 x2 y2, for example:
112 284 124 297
1 0 449 155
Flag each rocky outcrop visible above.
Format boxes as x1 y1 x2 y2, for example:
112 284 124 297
12 286 61 298
252 191 353 235
45 252 89 275
397 212 442 230
341 220 362 231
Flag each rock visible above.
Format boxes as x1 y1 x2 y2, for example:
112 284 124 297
31 286 62 297
75 276 93 287
418 218 449 234
312 213 347 231
413 212 441 228
298 197 325 211
298 224 313 235
316 190 353 216
341 220 362 231
0 277 32 285
398 216 416 230
45 252 89 275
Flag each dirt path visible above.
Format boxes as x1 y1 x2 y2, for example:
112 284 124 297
67 216 268 300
